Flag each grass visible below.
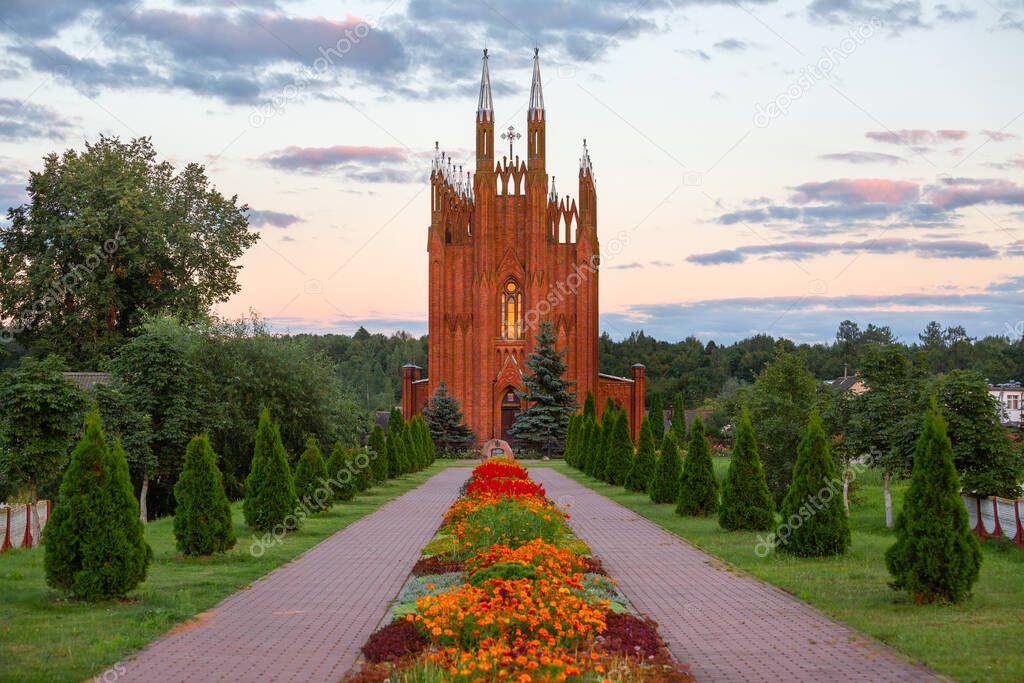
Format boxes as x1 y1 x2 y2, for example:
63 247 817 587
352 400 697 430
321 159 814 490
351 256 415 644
0 463 450 683
540 459 1024 683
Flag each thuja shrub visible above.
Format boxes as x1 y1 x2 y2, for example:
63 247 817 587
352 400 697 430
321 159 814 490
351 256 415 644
775 412 850 557
385 407 405 478
885 401 982 604
577 418 597 474
325 442 356 502
649 433 681 504
294 438 330 511
676 417 719 517
718 410 774 531
173 434 236 556
625 416 656 493
44 409 153 601
605 412 633 486
367 424 389 484
243 408 300 532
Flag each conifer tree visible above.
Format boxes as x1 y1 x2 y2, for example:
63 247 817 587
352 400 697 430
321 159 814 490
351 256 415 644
775 412 850 557
625 416 657 493
294 438 329 511
326 442 358 502
583 391 597 421
400 422 417 474
670 395 687 445
590 411 612 480
173 434 236 556
578 418 597 474
649 432 681 504
564 414 581 466
649 392 665 448
677 417 719 516
605 412 633 486
367 423 389 483
385 407 406 477
243 408 299 532
718 410 774 531
417 416 437 465
885 400 982 603
423 382 476 456
509 322 578 457
352 446 371 491
44 409 153 601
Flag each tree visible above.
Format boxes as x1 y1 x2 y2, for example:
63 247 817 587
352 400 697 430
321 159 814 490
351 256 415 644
0 356 84 516
401 422 418 474
367 424 389 483
564 414 581 467
385 407 406 477
670 394 686 445
649 433 681 504
578 418 597 474
173 434 235 556
605 412 633 486
417 416 437 465
325 442 357 502
294 438 329 512
583 391 597 421
936 370 1023 498
625 416 656 493
886 401 982 604
775 412 850 557
677 416 719 516
591 403 617 480
243 409 299 532
509 322 578 457
0 136 259 365
649 392 665 447
748 348 818 505
44 409 152 600
718 410 774 531
423 382 476 456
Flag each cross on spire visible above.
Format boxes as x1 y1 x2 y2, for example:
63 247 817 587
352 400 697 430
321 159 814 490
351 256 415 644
500 125 521 159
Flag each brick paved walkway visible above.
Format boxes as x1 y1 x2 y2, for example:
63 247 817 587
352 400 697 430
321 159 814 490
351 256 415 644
531 468 940 683
119 468 469 683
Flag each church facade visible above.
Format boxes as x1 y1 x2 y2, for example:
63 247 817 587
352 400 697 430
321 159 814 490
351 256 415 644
401 49 645 445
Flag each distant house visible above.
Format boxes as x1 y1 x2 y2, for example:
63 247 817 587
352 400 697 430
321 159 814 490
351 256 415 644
664 407 713 436
989 382 1023 428
62 372 110 392
827 374 866 395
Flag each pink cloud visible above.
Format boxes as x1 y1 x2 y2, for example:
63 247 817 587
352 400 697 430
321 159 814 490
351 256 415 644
982 130 1019 142
865 129 968 145
262 145 408 170
929 178 1024 209
791 178 919 205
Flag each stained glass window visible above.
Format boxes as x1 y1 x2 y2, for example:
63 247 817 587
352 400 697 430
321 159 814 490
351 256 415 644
500 280 523 340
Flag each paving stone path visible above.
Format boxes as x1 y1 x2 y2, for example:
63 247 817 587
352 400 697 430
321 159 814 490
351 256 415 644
119 467 469 683
531 468 941 683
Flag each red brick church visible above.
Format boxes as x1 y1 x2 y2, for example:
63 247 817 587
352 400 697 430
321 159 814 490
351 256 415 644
401 49 645 445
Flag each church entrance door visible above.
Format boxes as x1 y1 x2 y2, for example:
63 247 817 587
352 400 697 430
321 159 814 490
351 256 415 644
500 388 520 444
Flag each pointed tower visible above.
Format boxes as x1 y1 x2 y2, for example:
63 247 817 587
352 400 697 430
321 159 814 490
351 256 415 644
476 49 495 174
527 48 546 173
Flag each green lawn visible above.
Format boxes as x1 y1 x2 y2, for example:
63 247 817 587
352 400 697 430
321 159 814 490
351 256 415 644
542 459 1024 683
0 464 449 683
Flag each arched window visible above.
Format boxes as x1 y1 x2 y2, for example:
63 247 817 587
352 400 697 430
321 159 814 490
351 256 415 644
500 280 523 340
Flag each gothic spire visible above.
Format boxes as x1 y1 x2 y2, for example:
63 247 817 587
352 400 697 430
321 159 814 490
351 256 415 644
528 47 544 117
477 48 493 120
580 138 593 178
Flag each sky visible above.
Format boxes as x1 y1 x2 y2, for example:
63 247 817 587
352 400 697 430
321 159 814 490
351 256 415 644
1 0 1023 344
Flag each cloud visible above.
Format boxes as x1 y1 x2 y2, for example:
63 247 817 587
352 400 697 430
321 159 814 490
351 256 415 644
819 151 906 165
12 45 159 95
607 261 644 270
260 144 422 183
0 97 75 140
792 178 919 205
982 129 1019 142
0 0 133 38
712 38 751 51
984 157 1024 171
600 276 1024 344
807 0 974 31
687 237 999 265
650 259 673 267
865 129 968 146
929 177 1024 210
248 209 302 228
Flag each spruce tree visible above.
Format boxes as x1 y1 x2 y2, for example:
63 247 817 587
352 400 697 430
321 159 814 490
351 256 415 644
243 408 299 532
885 401 982 604
677 417 719 516
605 412 633 486
649 432 681 504
583 391 597 421
423 382 476 456
508 322 578 457
173 434 236 556
718 410 774 531
775 412 850 557
294 438 330 512
670 395 687 445
649 392 665 448
367 424 389 483
385 407 406 478
44 409 153 601
625 416 656 493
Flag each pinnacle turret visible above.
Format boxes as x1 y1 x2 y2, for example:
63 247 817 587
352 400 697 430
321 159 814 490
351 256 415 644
477 48 493 121
528 47 544 118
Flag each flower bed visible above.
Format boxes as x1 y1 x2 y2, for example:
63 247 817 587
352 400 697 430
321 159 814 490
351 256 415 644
350 459 692 682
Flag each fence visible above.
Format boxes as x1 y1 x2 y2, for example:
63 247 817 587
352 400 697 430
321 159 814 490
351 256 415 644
1 501 51 552
962 494 1024 547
